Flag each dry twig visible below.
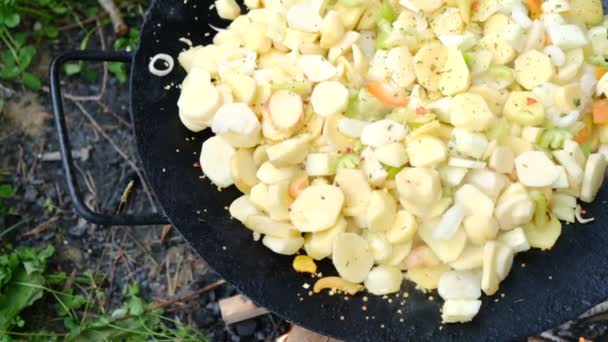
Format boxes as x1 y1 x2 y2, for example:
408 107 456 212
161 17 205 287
98 0 128 36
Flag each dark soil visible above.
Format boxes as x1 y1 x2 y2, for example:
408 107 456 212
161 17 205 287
0 18 288 342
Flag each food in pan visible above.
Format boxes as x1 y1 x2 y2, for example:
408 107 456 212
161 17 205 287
176 0 608 323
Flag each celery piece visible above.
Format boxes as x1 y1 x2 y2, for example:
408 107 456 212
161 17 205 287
463 52 475 68
338 0 365 6
487 65 515 82
530 191 549 228
589 54 608 68
487 117 511 144
346 89 390 121
380 0 397 23
580 142 591 158
375 19 393 50
383 164 403 179
538 129 572 150
336 153 361 170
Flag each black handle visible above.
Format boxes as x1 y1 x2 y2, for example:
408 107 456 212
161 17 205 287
50 50 168 226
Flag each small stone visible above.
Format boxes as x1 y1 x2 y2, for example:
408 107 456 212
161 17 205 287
234 319 257 337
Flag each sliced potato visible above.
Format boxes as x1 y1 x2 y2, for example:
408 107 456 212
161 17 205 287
419 219 467 263
383 240 414 266
386 210 418 244
332 232 374 283
514 50 555 90
481 241 499 295
245 215 301 238
231 149 258 193
269 90 303 130
407 136 448 167
323 114 357 152
395 167 442 206
267 181 293 221
449 245 484 271
455 184 495 217
262 235 305 255
450 93 496 132
580 153 608 203
364 265 403 295
256 161 296 184
463 215 499 245
229 195 260 223
222 72 257 104
413 42 449 92
320 10 345 48
304 217 347 260
405 263 451 290
290 185 345 232
311 81 349 118
503 92 545 126
200 136 236 188
366 190 397 232
442 299 482 323
439 49 471 96
335 168 372 217
266 136 309 167
374 143 408 168
438 270 482 300
523 215 562 250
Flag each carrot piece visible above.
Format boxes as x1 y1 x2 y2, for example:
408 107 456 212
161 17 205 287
596 67 608 80
366 81 409 107
593 99 608 124
574 126 591 143
471 1 480 11
526 0 542 19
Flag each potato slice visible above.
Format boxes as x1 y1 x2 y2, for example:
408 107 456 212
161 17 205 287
386 47 416 88
245 215 301 238
489 146 515 174
215 0 240 19
481 241 499 295
479 32 516 65
514 151 560 187
383 241 414 266
360 119 408 147
290 185 345 232
320 10 345 48
468 86 508 116
263 235 305 255
463 215 499 245
366 190 397 232
269 90 303 130
222 72 257 104
438 270 482 300
503 92 545 126
323 114 357 152
442 299 482 323
439 49 471 96
497 227 530 253
178 69 221 130
256 162 296 184
581 153 608 203
262 110 292 141
364 265 403 295
413 42 449 92
267 181 293 221
431 7 464 36
200 136 236 188
419 219 467 263
266 136 309 167
286 3 322 33
472 0 500 22
231 149 258 193
405 263 450 290
555 48 584 84
514 50 555 90
464 169 507 199
386 210 418 244
366 232 393 263
406 136 448 167
396 167 442 206
563 0 603 26
335 168 372 216
304 217 347 260
229 195 260 223
494 242 514 281
332 232 374 283
450 93 495 132
449 245 483 271
311 81 349 118
455 184 494 217
374 143 408 168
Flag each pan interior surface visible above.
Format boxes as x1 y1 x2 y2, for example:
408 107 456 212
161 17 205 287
129 1 608 340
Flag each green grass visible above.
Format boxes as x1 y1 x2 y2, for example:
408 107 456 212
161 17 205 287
0 244 208 341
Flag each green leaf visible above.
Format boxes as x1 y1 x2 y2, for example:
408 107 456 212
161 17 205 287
21 72 41 91
50 5 67 14
13 32 27 48
108 62 127 83
1 50 16 67
45 25 59 38
63 62 82 76
3 13 20 28
0 184 14 198
17 45 36 69
127 296 145 316
0 268 45 330
0 99 4 113
0 66 20 80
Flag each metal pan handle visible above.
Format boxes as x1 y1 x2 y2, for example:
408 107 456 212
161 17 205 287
50 50 168 226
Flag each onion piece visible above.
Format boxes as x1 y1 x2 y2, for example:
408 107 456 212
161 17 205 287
433 203 465 240
550 109 580 128
512 2 532 29
575 205 595 224
148 53 175 77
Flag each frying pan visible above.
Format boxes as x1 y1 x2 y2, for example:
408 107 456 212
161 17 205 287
49 1 608 341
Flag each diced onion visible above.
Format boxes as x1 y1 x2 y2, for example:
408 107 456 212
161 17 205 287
511 3 532 29
433 203 465 240
543 45 565 66
550 110 580 128
148 53 175 77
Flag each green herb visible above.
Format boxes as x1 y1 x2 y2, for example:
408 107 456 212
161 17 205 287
589 54 608 68
383 164 403 179
573 98 581 107
335 153 360 170
337 0 365 6
538 129 572 149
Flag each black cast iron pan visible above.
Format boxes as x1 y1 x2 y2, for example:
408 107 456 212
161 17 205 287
50 1 608 341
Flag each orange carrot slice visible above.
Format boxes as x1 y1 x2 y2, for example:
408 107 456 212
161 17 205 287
366 81 409 107
593 99 608 124
526 0 542 19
